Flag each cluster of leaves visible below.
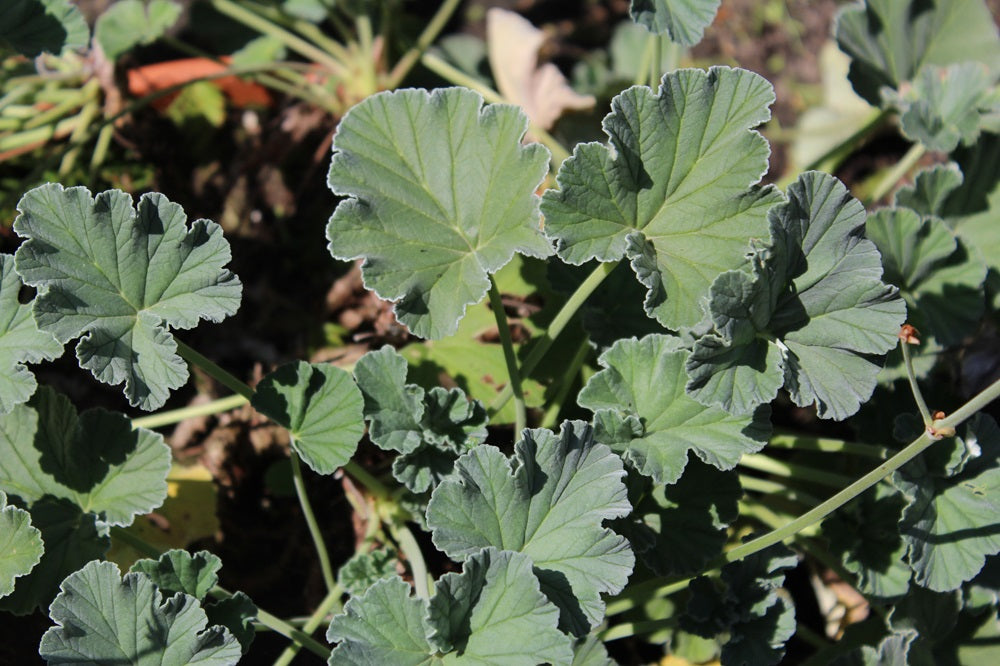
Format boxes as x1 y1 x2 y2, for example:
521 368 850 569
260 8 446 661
0 0 999 664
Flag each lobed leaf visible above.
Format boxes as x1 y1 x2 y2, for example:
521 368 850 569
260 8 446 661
131 550 223 601
579 333 770 485
628 0 721 46
542 66 782 330
687 172 907 420
326 87 551 340
252 361 365 475
13 184 242 411
897 413 1000 592
0 491 42 598
0 254 62 415
427 421 633 635
0 0 88 57
94 0 182 60
39 560 241 665
337 547 400 597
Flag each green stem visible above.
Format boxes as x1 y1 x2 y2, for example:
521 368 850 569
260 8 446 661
605 578 689 616
290 451 337 593
388 521 431 600
239 0 352 63
739 475 823 508
355 13 378 93
633 34 657 88
109 527 332 660
768 431 887 459
600 618 674 642
386 0 464 89
208 0 348 77
272 586 343 666
868 142 926 204
901 337 933 425
488 276 527 434
540 338 591 430
175 338 254 400
419 52 572 165
488 260 617 416
343 460 391 501
131 394 250 430
739 453 856 489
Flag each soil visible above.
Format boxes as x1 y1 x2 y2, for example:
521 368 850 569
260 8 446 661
3 1 998 664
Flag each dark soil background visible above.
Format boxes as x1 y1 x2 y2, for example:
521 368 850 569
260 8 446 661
3 1 1000 664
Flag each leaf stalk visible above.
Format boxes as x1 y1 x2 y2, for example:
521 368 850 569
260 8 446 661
290 451 338 594
488 276 527 434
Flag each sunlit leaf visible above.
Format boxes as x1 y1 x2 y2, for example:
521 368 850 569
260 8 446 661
94 0 182 60
629 0 721 46
0 491 42 598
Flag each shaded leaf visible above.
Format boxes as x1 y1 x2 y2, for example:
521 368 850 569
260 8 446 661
205 592 256 655
337 547 399 597
427 422 633 635
0 491 42 598
897 413 1000 592
326 88 551 339
13 184 242 411
542 67 781 331
130 549 222 601
252 361 365 475
0 254 62 415
95 0 182 60
629 0 721 46
687 172 907 419
580 333 770 484
39 560 241 665
0 0 88 56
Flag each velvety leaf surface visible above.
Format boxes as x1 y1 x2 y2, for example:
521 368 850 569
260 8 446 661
13 184 242 410
866 207 985 348
427 422 633 634
897 414 1000 592
687 172 906 419
891 62 1000 152
541 66 782 330
0 386 170 526
0 254 62 415
0 0 88 56
835 0 1000 105
39 560 241 665
0 491 42 598
628 0 721 45
130 549 223 600
337 547 400 597
579 334 770 485
570 635 614 666
252 361 365 475
354 346 487 492
326 87 551 339
327 576 434 665
427 549 573 663
94 0 181 59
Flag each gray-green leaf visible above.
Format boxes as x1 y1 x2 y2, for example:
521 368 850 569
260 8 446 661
629 0 721 46
94 0 182 60
13 184 242 411
0 491 42 598
580 333 770 485
131 549 223 600
427 422 633 635
327 88 552 340
40 560 241 665
541 66 782 330
0 254 62 415
252 361 365 475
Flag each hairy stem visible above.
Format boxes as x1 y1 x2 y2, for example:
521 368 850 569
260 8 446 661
488 260 617 416
540 338 591 429
387 0 463 89
901 338 933 425
868 142 926 204
343 460 392 501
175 338 255 400
290 451 337 593
272 587 343 666
131 394 249 430
739 453 856 489
388 521 431 600
488 276 527 434
768 431 887 459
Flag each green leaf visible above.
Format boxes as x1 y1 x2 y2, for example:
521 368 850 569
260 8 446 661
337 547 399 597
822 483 911 600
0 497 108 615
890 62 1000 152
326 87 551 340
579 334 770 485
205 591 256 655
0 254 62 415
13 184 242 411
252 361 365 475
687 171 907 419
897 413 1000 592
0 491 42 598
683 543 798 666
40 560 241 665
834 0 1000 105
94 0 183 60
838 629 918 666
354 346 487 492
427 422 633 635
616 461 742 576
0 386 170 526
130 549 223 601
327 576 434 665
0 0 88 57
541 67 782 330
628 0 721 46
866 207 985 348
571 635 614 666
